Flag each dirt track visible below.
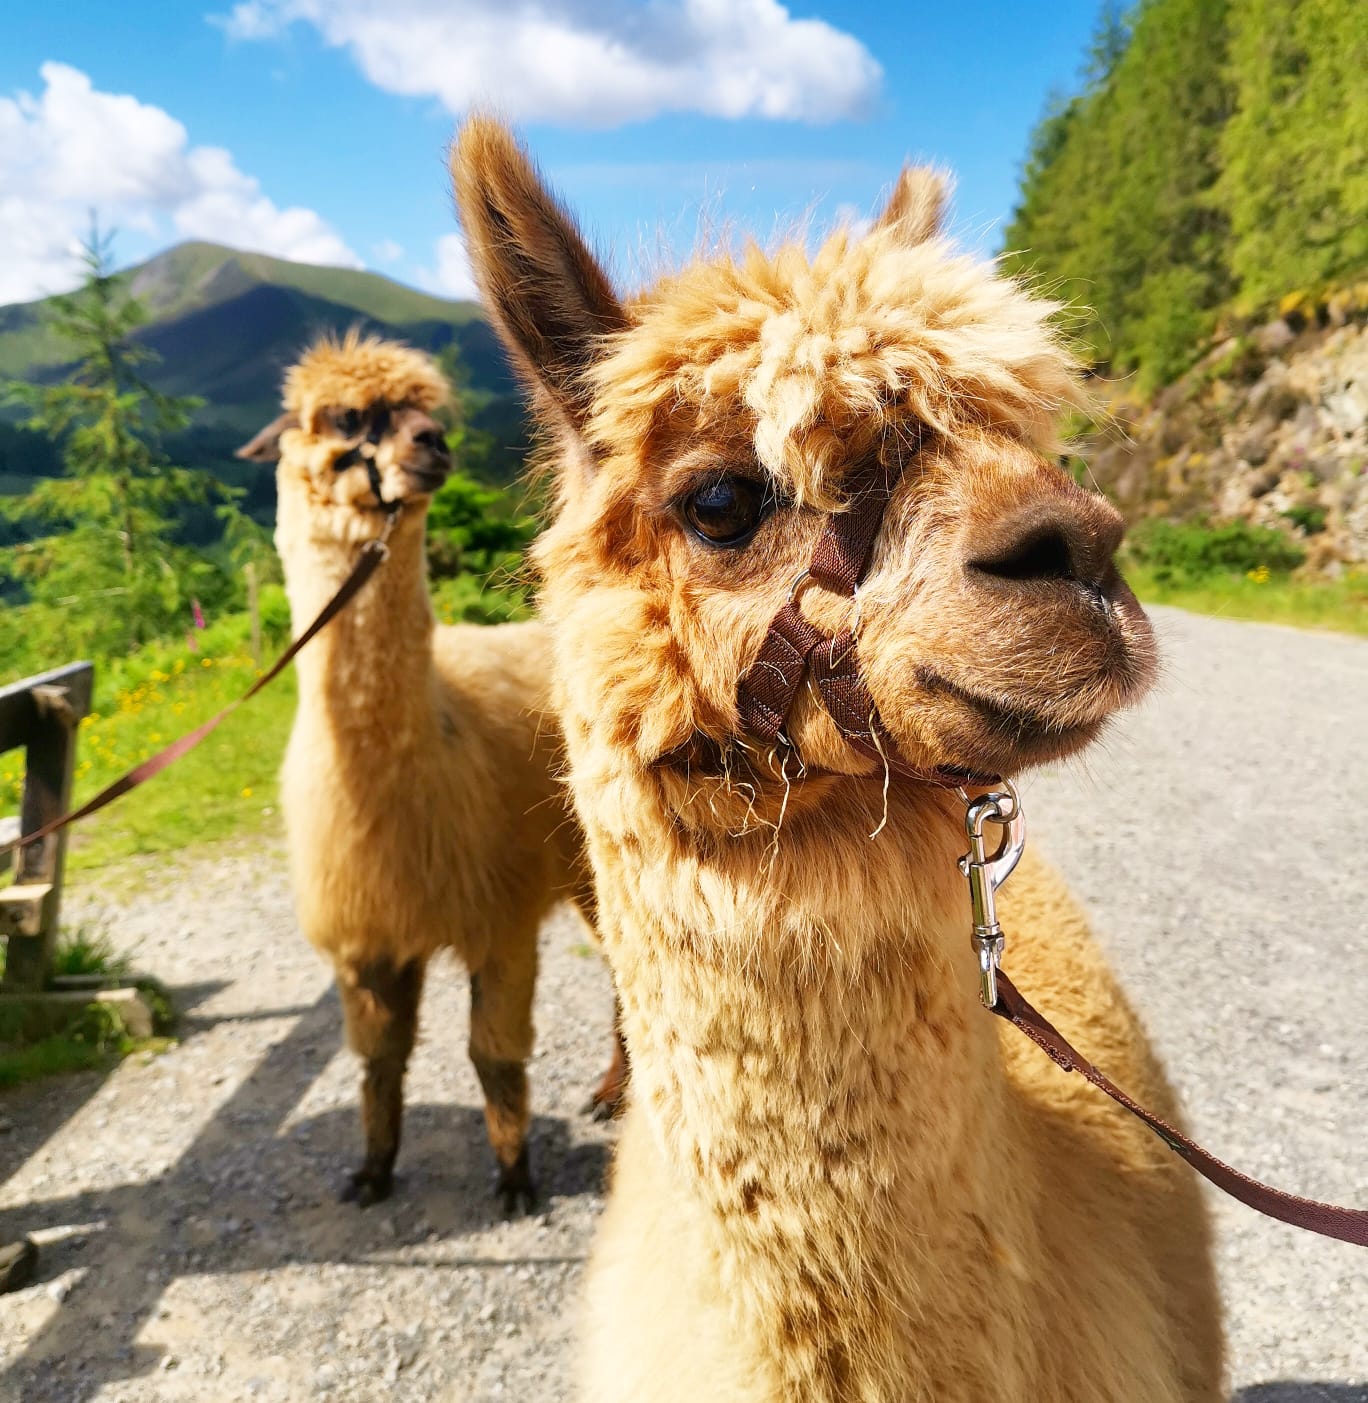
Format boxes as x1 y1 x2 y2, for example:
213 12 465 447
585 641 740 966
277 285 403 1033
0 604 1365 1402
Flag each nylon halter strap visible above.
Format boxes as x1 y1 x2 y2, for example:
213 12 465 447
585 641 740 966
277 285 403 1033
717 446 975 789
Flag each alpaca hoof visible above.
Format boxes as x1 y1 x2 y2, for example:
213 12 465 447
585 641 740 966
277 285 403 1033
582 1034 630 1120
340 1167 393 1208
0 1237 39 1295
497 1149 537 1217
581 1085 626 1122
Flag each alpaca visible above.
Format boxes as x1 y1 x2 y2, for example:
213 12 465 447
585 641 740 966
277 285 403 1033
452 120 1225 1400
237 332 618 1209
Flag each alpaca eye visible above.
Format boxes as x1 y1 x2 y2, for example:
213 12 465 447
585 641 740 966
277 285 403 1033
331 408 365 438
682 475 773 547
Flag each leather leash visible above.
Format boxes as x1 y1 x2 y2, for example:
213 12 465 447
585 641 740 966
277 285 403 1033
0 510 399 860
961 785 1368 1249
991 968 1368 1247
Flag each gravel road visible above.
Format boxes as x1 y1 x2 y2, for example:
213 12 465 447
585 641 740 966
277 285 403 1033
0 604 1364 1403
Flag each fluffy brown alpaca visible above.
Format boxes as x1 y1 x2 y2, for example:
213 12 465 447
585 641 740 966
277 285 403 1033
238 332 616 1210
452 120 1225 1400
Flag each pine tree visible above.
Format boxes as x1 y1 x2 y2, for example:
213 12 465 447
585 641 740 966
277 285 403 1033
2 225 236 661
1004 0 1233 386
1219 0 1368 308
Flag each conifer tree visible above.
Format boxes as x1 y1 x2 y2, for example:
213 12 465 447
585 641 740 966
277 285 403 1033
3 225 235 658
1219 0 1368 308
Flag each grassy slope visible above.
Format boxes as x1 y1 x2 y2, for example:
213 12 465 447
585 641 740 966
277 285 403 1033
0 574 532 875
1127 566 1368 636
1 634 294 875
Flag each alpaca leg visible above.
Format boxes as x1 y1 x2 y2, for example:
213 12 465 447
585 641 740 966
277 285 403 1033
583 997 630 1121
336 955 425 1207
468 933 538 1214
564 873 630 1119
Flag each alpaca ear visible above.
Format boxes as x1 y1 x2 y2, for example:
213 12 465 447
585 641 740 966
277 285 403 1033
236 412 299 462
871 167 950 246
450 116 627 442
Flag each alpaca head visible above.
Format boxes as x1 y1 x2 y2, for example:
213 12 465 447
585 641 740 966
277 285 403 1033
238 332 452 544
452 120 1155 810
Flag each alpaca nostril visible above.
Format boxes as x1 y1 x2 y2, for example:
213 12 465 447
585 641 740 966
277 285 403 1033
967 496 1124 591
969 520 1078 584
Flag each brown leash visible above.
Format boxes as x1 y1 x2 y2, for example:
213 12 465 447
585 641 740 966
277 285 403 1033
961 788 1368 1249
0 520 396 860
991 968 1368 1247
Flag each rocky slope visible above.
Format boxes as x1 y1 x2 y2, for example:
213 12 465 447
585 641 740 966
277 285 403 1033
1089 285 1368 572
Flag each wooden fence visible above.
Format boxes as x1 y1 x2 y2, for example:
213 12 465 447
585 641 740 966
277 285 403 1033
0 662 94 991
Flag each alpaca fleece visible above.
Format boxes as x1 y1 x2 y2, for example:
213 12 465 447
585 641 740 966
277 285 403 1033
267 333 600 1206
452 120 1224 1401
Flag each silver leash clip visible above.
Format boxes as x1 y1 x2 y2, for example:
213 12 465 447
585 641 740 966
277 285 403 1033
956 781 1026 1008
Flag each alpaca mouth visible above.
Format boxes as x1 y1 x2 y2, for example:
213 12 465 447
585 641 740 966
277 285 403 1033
914 667 1107 750
403 463 450 495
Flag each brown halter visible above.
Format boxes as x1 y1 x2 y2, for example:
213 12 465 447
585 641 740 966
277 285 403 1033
661 445 990 789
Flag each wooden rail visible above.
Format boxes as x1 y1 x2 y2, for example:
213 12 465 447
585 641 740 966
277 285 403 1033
0 662 94 991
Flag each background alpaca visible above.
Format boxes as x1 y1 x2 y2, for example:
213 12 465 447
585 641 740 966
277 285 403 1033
452 121 1225 1400
238 333 614 1209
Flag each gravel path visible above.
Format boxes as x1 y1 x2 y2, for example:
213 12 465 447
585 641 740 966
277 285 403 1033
0 604 1364 1402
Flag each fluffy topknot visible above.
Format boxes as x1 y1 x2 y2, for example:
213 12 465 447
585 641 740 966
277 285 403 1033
587 225 1086 510
283 330 449 421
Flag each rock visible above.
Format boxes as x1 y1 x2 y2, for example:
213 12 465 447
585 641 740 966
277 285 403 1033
1255 318 1296 355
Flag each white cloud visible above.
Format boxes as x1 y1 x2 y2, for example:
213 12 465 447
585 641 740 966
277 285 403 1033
416 233 479 301
0 62 360 304
832 202 873 240
373 237 404 263
214 0 882 128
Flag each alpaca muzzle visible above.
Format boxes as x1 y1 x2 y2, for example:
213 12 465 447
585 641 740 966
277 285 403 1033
333 407 448 511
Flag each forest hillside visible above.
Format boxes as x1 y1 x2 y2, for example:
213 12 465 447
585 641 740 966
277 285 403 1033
1006 0 1368 574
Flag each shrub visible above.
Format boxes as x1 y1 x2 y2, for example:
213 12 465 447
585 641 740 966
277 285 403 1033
1124 518 1305 584
1281 503 1327 535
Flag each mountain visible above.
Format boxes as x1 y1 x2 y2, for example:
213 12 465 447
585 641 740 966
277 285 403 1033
0 242 530 508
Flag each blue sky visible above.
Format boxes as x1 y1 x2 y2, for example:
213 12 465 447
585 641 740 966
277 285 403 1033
0 1 1105 306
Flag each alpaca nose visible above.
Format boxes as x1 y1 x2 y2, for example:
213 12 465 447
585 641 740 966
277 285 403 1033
397 410 449 462
412 416 447 455
966 493 1124 590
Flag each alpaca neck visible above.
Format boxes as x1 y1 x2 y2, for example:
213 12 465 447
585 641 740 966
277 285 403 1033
277 489 438 745
606 786 1020 1397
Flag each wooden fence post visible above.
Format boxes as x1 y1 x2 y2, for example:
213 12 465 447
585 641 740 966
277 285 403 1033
0 663 94 991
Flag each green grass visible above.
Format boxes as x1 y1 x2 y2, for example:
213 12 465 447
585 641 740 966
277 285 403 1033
1 630 294 873
0 1001 175 1088
0 929 175 1088
0 571 530 873
1125 563 1368 635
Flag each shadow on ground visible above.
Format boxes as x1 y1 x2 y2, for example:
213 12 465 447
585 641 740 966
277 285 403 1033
0 982 609 1401
0 981 228 1184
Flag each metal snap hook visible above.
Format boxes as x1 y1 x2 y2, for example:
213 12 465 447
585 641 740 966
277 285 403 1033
956 780 1026 1007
